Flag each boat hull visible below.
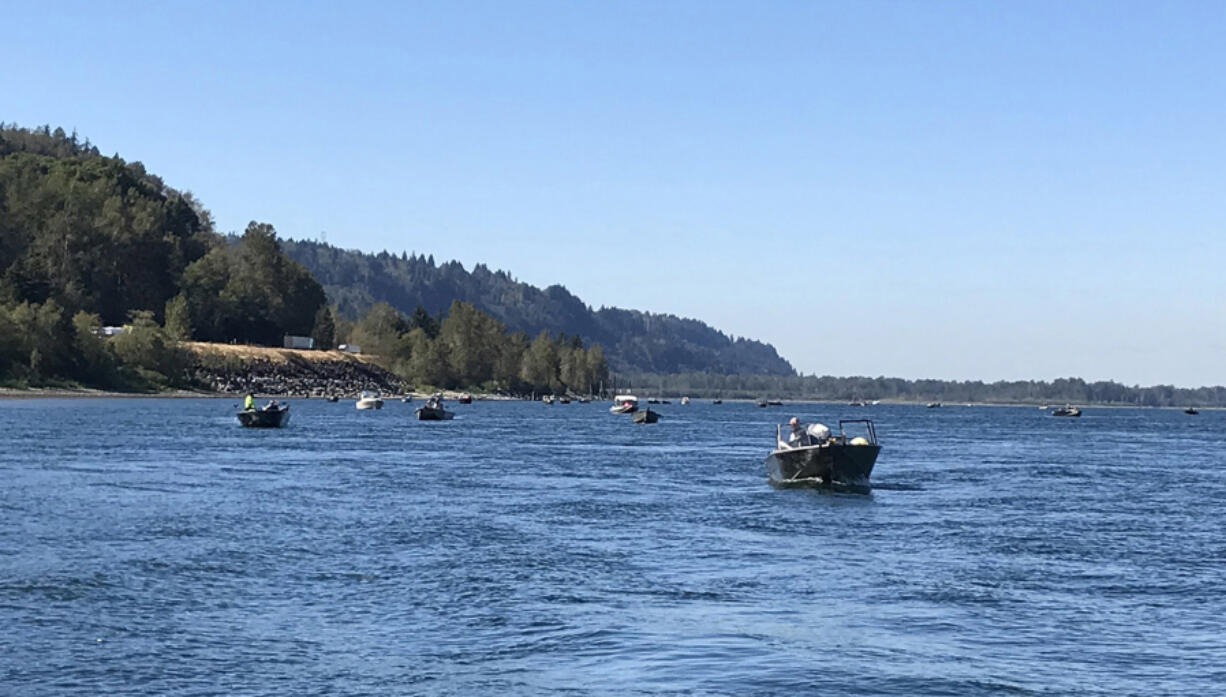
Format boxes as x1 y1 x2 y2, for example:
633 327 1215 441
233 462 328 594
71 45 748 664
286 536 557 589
356 399 383 410
632 409 659 424
610 404 637 414
237 407 290 428
416 407 454 420
765 443 880 488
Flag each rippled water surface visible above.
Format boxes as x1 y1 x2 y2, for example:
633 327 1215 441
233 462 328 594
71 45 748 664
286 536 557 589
2 399 1224 695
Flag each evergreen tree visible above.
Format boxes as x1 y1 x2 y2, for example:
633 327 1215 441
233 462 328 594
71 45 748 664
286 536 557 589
408 304 440 339
311 305 336 350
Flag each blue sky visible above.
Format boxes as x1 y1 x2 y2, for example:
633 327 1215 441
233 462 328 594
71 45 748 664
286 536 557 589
5 1 1224 386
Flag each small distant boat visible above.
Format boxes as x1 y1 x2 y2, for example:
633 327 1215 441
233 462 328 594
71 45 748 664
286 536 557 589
765 419 881 489
712 399 723 405
1051 405 1081 417
610 395 638 414
578 397 591 403
767 399 783 406
849 401 865 407
325 395 339 403
416 395 455 420
647 398 660 405
401 396 412 403
237 403 290 428
632 408 660 424
926 402 942 408
1039 405 1048 410
356 392 383 410
543 395 555 405
755 398 768 408
457 393 473 404
1185 407 1199 415
680 396 690 405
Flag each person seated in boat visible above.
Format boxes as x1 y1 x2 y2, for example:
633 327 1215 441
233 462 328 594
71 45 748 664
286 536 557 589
244 393 255 411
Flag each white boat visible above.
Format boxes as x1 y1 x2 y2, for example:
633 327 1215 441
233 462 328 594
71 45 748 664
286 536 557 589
610 394 638 414
680 396 690 405
356 392 384 410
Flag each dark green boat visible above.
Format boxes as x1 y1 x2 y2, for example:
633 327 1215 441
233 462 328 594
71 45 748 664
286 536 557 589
237 404 290 428
415 395 454 420
765 419 880 489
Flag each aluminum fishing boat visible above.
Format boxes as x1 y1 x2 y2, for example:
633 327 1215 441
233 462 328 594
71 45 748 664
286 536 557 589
764 419 881 489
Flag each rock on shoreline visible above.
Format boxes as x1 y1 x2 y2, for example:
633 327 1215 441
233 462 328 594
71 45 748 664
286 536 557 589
189 351 409 398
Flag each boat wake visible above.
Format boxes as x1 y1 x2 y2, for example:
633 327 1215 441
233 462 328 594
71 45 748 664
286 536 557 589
768 477 873 495
869 481 925 491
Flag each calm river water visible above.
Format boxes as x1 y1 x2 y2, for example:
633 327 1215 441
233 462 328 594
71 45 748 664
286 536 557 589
2 399 1223 695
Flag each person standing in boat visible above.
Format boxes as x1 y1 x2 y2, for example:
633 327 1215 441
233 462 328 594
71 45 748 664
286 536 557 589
244 393 255 411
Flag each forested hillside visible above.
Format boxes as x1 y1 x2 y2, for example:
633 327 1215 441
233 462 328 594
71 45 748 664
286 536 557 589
0 123 327 388
281 239 795 376
0 123 610 395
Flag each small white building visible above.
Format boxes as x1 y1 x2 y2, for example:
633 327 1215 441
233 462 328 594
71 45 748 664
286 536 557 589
283 335 316 350
338 344 361 354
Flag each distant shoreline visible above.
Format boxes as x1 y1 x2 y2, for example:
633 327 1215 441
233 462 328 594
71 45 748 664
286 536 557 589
0 387 521 401
0 388 1211 409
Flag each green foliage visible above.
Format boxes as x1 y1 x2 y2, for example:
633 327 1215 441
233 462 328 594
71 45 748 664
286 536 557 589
181 222 326 345
437 300 503 387
520 330 559 393
110 310 186 386
344 300 609 395
311 305 336 350
405 327 450 388
350 302 407 358
280 239 795 376
0 129 213 323
164 294 191 341
333 314 354 346
408 304 439 339
0 124 328 390
71 310 116 384
5 299 74 379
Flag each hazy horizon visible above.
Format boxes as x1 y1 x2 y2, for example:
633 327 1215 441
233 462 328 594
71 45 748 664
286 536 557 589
5 1 1223 387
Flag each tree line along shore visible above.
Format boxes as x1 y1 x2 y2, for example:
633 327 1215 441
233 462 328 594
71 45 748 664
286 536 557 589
0 124 610 398
2 124 1223 407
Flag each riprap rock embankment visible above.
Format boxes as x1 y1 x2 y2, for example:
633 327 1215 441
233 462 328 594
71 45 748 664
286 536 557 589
183 342 408 397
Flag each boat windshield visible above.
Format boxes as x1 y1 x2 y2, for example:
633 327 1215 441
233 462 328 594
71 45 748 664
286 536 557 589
774 419 877 450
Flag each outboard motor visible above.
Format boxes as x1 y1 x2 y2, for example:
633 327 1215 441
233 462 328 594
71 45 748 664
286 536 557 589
807 423 831 442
